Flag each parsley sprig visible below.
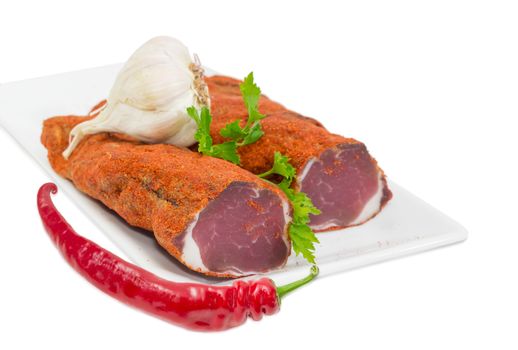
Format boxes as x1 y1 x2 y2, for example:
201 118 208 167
188 72 321 264
259 152 321 264
187 72 265 164
186 106 240 164
220 72 266 146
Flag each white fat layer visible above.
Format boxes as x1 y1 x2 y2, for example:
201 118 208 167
180 212 210 273
296 158 316 188
281 198 292 248
350 172 384 225
311 220 336 231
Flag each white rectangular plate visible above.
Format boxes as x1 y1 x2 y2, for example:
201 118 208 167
0 64 468 286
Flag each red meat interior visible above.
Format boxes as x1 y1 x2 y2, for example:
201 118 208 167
191 182 290 274
299 143 381 231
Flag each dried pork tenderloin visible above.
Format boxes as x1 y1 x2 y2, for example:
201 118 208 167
41 115 291 278
206 76 392 232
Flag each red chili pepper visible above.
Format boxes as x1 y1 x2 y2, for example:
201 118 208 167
37 183 318 331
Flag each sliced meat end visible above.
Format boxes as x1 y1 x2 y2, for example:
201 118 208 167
174 181 291 276
298 143 391 231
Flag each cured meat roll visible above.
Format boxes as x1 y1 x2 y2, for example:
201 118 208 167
206 76 392 232
41 116 291 278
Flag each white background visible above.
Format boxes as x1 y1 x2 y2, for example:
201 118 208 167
1 1 517 349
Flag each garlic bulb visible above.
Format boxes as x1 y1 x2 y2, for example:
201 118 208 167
62 36 210 159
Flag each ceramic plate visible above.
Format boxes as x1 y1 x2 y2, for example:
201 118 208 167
0 64 468 285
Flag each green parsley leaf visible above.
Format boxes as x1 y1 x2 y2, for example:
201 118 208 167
217 72 267 149
241 122 264 145
279 180 321 220
240 72 265 124
261 152 321 264
187 106 240 164
188 70 268 165
211 142 240 164
219 120 247 140
259 152 296 183
290 223 319 264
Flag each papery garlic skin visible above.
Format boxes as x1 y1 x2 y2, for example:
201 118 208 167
62 36 209 159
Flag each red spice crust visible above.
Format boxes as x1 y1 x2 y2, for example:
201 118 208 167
40 115 289 278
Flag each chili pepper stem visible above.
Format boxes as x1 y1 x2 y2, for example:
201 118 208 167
276 265 319 299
